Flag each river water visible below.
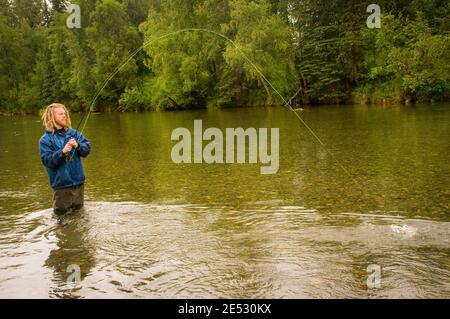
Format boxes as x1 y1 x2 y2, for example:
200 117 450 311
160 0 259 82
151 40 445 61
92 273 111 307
0 104 448 298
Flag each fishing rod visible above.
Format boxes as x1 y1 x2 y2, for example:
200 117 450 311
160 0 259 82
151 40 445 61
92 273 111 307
64 28 361 188
65 104 91 162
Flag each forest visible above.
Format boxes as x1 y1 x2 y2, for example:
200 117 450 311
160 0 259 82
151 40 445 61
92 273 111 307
0 0 449 114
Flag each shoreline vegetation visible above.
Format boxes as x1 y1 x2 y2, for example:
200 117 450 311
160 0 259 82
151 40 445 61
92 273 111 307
1 0 449 115
1 101 442 117
0 103 291 116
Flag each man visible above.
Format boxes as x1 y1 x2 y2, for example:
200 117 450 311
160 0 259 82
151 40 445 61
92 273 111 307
39 103 91 215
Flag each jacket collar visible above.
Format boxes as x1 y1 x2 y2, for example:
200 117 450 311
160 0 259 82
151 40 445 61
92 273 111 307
49 126 70 136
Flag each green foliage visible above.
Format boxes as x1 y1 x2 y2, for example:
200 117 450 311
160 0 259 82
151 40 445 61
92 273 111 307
223 0 297 106
0 0 449 113
359 13 450 103
50 0 68 13
138 0 296 109
287 0 367 104
86 0 140 109
0 6 47 113
118 80 153 111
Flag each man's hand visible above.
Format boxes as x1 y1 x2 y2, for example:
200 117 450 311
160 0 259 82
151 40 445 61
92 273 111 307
68 138 79 149
62 142 73 155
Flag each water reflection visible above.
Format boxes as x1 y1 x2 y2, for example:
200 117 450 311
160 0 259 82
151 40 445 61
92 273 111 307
45 209 95 298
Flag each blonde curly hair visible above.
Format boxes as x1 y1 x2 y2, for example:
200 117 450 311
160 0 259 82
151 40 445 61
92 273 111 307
40 103 72 135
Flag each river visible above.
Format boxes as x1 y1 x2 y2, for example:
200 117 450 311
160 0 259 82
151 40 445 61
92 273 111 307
0 103 448 298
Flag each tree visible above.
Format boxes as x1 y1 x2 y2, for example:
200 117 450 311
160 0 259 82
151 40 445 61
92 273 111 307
9 0 46 27
86 0 140 109
0 11 26 112
121 0 152 26
50 0 68 12
359 13 450 103
137 0 296 110
1 0 449 113
138 0 228 109
0 4 48 113
285 0 367 104
222 0 297 106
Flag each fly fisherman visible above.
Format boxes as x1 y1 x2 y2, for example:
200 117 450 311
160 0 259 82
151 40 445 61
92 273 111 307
39 103 91 215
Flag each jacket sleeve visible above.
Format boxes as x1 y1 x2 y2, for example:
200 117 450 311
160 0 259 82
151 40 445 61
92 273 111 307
39 136 65 169
76 132 91 158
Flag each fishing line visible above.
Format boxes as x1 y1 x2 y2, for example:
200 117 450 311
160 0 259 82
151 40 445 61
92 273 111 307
71 28 365 189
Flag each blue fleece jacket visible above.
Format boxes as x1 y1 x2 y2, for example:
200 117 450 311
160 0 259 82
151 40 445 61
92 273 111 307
39 127 91 190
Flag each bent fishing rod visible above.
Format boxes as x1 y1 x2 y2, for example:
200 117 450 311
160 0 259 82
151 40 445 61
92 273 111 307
64 28 358 187
65 104 92 162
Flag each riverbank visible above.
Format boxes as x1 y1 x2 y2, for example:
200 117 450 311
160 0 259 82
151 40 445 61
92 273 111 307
3 99 449 116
